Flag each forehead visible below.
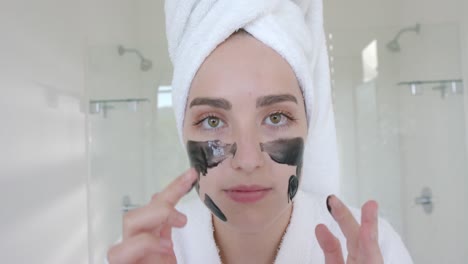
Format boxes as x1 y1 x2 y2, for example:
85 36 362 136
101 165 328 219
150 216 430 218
189 32 303 102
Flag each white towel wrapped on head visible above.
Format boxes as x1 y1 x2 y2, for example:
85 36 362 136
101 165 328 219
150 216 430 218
165 0 340 196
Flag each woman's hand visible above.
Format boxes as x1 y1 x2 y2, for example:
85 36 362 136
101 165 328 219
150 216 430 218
315 195 384 264
107 168 197 264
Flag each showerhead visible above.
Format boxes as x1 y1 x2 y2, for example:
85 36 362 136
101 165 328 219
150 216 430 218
140 58 153 71
118 45 153 71
387 39 400 52
387 23 421 52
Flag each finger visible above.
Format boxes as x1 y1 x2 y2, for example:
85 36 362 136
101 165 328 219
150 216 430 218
123 169 195 239
151 209 183 241
123 203 187 239
160 223 173 241
358 200 383 264
315 224 345 264
107 233 173 264
327 195 360 257
157 168 197 207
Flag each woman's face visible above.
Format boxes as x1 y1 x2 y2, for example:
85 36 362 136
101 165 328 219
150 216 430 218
182 31 308 232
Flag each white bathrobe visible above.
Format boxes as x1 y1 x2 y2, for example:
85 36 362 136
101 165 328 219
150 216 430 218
172 190 413 263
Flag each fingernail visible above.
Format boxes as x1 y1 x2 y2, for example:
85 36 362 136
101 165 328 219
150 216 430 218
160 239 172 249
326 195 332 214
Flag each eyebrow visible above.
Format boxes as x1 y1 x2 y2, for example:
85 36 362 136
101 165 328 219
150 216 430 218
256 94 298 108
189 97 232 110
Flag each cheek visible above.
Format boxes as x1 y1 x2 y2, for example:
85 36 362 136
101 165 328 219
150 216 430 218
196 167 229 222
269 162 297 187
198 171 218 193
196 164 228 195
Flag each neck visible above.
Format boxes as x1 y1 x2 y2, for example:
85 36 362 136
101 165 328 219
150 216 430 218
212 205 293 264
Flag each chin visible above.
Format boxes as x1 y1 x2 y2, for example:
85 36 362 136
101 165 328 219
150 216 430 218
218 202 292 234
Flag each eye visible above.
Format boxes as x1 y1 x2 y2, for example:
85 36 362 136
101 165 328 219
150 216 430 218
264 112 288 126
268 113 282 124
201 116 224 129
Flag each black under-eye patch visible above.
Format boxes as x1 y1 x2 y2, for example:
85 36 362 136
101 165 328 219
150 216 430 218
260 137 304 203
186 140 237 176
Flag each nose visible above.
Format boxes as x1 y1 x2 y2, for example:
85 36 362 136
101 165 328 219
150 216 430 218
230 132 265 174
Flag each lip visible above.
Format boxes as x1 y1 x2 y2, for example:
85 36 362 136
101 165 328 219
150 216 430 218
224 185 272 203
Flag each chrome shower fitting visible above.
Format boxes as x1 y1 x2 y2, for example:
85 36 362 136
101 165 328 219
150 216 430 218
387 23 421 52
397 79 464 98
118 45 153 71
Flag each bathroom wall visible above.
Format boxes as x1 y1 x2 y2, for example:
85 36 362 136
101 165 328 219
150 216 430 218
133 0 189 203
462 0 468 167
396 23 467 263
0 0 89 263
84 0 148 263
86 0 191 263
324 4 407 234
325 0 468 262
0 0 168 263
